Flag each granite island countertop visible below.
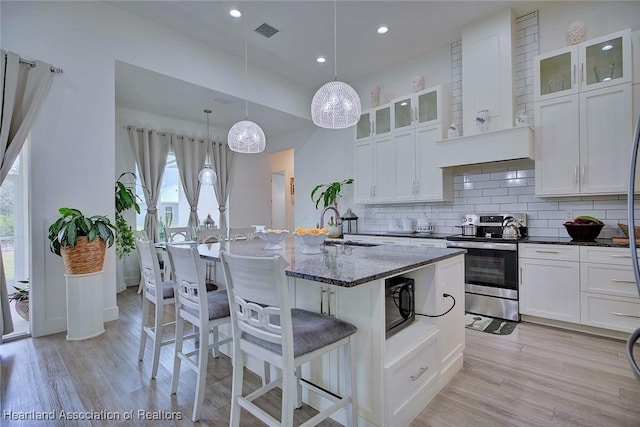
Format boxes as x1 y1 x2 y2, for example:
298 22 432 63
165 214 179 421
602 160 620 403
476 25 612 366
194 235 465 288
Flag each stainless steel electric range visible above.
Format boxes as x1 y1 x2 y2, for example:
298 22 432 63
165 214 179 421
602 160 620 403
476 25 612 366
445 213 527 321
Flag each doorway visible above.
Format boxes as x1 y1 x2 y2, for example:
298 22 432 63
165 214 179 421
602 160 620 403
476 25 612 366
271 172 286 230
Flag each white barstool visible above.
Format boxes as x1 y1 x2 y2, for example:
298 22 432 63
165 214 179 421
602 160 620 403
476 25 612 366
166 243 232 422
136 239 176 379
220 251 358 427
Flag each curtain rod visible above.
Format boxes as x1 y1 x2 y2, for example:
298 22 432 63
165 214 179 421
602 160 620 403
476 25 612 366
126 126 222 142
18 57 63 74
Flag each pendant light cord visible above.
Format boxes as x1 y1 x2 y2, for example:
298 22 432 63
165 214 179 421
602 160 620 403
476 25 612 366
205 109 211 166
333 0 337 81
244 5 249 120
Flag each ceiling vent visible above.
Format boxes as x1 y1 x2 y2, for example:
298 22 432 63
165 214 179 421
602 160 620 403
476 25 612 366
254 23 279 38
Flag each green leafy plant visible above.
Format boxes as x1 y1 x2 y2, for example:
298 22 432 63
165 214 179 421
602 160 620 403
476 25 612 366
8 280 29 302
48 207 116 256
310 178 354 209
115 172 142 258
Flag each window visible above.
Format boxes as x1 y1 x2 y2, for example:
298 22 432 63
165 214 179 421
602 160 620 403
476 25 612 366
1 150 30 335
135 152 219 237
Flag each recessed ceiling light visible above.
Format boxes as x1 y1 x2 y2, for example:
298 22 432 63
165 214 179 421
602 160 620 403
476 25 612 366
229 9 242 18
400 102 408 106
601 44 613 51
316 56 326 63
377 26 389 35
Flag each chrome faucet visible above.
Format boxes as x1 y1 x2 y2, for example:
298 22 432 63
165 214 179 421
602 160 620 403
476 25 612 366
319 205 341 229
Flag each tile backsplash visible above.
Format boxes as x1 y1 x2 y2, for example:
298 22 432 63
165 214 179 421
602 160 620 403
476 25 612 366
360 160 639 239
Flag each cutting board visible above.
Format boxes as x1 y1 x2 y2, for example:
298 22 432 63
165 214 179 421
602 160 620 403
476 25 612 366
611 237 640 245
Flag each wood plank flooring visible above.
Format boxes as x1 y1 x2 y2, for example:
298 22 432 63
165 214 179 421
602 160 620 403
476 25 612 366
2 287 639 426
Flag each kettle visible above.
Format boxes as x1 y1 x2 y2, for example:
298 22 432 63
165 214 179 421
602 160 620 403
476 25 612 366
502 217 521 238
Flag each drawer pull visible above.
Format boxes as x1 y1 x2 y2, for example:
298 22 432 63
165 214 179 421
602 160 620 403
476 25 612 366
610 255 632 258
410 366 429 381
610 279 636 284
612 312 640 319
534 250 560 254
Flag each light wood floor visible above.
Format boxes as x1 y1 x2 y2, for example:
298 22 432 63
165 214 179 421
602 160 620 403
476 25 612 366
1 288 639 426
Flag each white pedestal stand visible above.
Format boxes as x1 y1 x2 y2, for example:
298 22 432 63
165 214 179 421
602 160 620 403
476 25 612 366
65 271 105 341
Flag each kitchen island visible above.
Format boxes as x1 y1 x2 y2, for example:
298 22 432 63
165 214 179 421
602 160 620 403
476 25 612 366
197 236 466 427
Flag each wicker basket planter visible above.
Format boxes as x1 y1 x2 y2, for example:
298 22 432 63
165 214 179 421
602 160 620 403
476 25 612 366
60 236 107 274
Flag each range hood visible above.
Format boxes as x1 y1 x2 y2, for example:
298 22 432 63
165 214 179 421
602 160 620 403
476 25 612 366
435 126 534 168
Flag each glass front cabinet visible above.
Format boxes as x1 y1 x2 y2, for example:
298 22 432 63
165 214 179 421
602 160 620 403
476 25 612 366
355 104 392 142
534 29 631 101
391 86 443 132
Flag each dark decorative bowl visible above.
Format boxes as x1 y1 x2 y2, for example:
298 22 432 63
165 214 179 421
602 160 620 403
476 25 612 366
564 223 604 241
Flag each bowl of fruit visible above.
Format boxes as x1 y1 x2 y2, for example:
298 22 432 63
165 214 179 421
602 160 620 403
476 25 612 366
563 216 604 241
293 227 329 254
255 229 289 250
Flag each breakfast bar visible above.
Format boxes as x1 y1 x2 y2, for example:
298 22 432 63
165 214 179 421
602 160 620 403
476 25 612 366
196 236 466 427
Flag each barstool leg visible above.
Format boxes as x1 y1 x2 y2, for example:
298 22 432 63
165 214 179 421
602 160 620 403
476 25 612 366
170 314 185 395
344 337 358 427
138 297 150 361
192 324 210 422
150 304 164 379
229 344 244 427
281 364 297 427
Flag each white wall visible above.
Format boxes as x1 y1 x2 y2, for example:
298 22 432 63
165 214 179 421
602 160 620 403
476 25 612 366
1 1 309 337
268 149 295 231
538 2 640 53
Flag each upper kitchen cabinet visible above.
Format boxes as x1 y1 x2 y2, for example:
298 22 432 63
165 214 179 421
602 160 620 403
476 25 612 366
391 86 448 132
534 29 631 102
535 81 633 196
355 103 392 142
462 9 514 134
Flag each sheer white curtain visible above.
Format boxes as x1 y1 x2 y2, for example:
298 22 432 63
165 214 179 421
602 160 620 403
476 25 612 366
127 127 171 242
209 140 237 230
172 135 207 229
0 51 56 339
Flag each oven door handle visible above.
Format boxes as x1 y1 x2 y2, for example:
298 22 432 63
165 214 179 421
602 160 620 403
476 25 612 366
446 240 517 251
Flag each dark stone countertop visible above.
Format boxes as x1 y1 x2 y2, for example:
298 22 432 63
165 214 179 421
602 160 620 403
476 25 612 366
191 236 465 288
518 236 631 247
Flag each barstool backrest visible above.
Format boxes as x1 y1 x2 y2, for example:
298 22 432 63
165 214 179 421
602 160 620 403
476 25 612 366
165 226 190 242
220 252 292 350
136 239 166 306
166 244 209 326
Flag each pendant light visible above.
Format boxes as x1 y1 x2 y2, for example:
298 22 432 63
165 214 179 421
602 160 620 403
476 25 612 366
311 0 361 129
228 5 266 153
198 109 217 185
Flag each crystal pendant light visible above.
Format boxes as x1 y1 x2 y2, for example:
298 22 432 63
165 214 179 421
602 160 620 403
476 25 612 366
228 6 266 153
311 0 361 129
198 109 217 185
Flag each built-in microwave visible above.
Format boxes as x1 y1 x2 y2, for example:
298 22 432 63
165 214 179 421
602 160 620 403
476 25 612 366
385 276 415 338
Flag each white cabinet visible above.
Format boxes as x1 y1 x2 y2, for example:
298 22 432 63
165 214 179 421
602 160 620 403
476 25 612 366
534 29 631 102
519 244 581 323
534 29 634 197
355 85 452 204
535 82 632 196
579 246 640 333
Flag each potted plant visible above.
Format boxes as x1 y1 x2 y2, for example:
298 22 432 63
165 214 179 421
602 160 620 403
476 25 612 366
48 207 116 274
310 178 354 210
8 279 29 321
115 172 142 258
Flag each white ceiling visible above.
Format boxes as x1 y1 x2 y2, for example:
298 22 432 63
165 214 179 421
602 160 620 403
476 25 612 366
112 1 554 137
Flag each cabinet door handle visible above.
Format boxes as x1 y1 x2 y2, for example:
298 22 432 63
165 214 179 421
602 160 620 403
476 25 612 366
328 289 335 317
371 122 374 135
573 64 577 86
612 312 640 319
581 166 585 184
610 279 636 284
574 166 579 184
610 254 632 258
581 62 585 85
320 288 327 315
535 250 560 254
410 366 429 381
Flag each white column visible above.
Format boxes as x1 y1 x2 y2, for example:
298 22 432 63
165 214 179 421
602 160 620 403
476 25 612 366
65 271 105 341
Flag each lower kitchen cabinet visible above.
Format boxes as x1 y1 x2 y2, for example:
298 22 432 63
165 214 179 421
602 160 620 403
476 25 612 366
519 245 581 323
579 246 640 332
